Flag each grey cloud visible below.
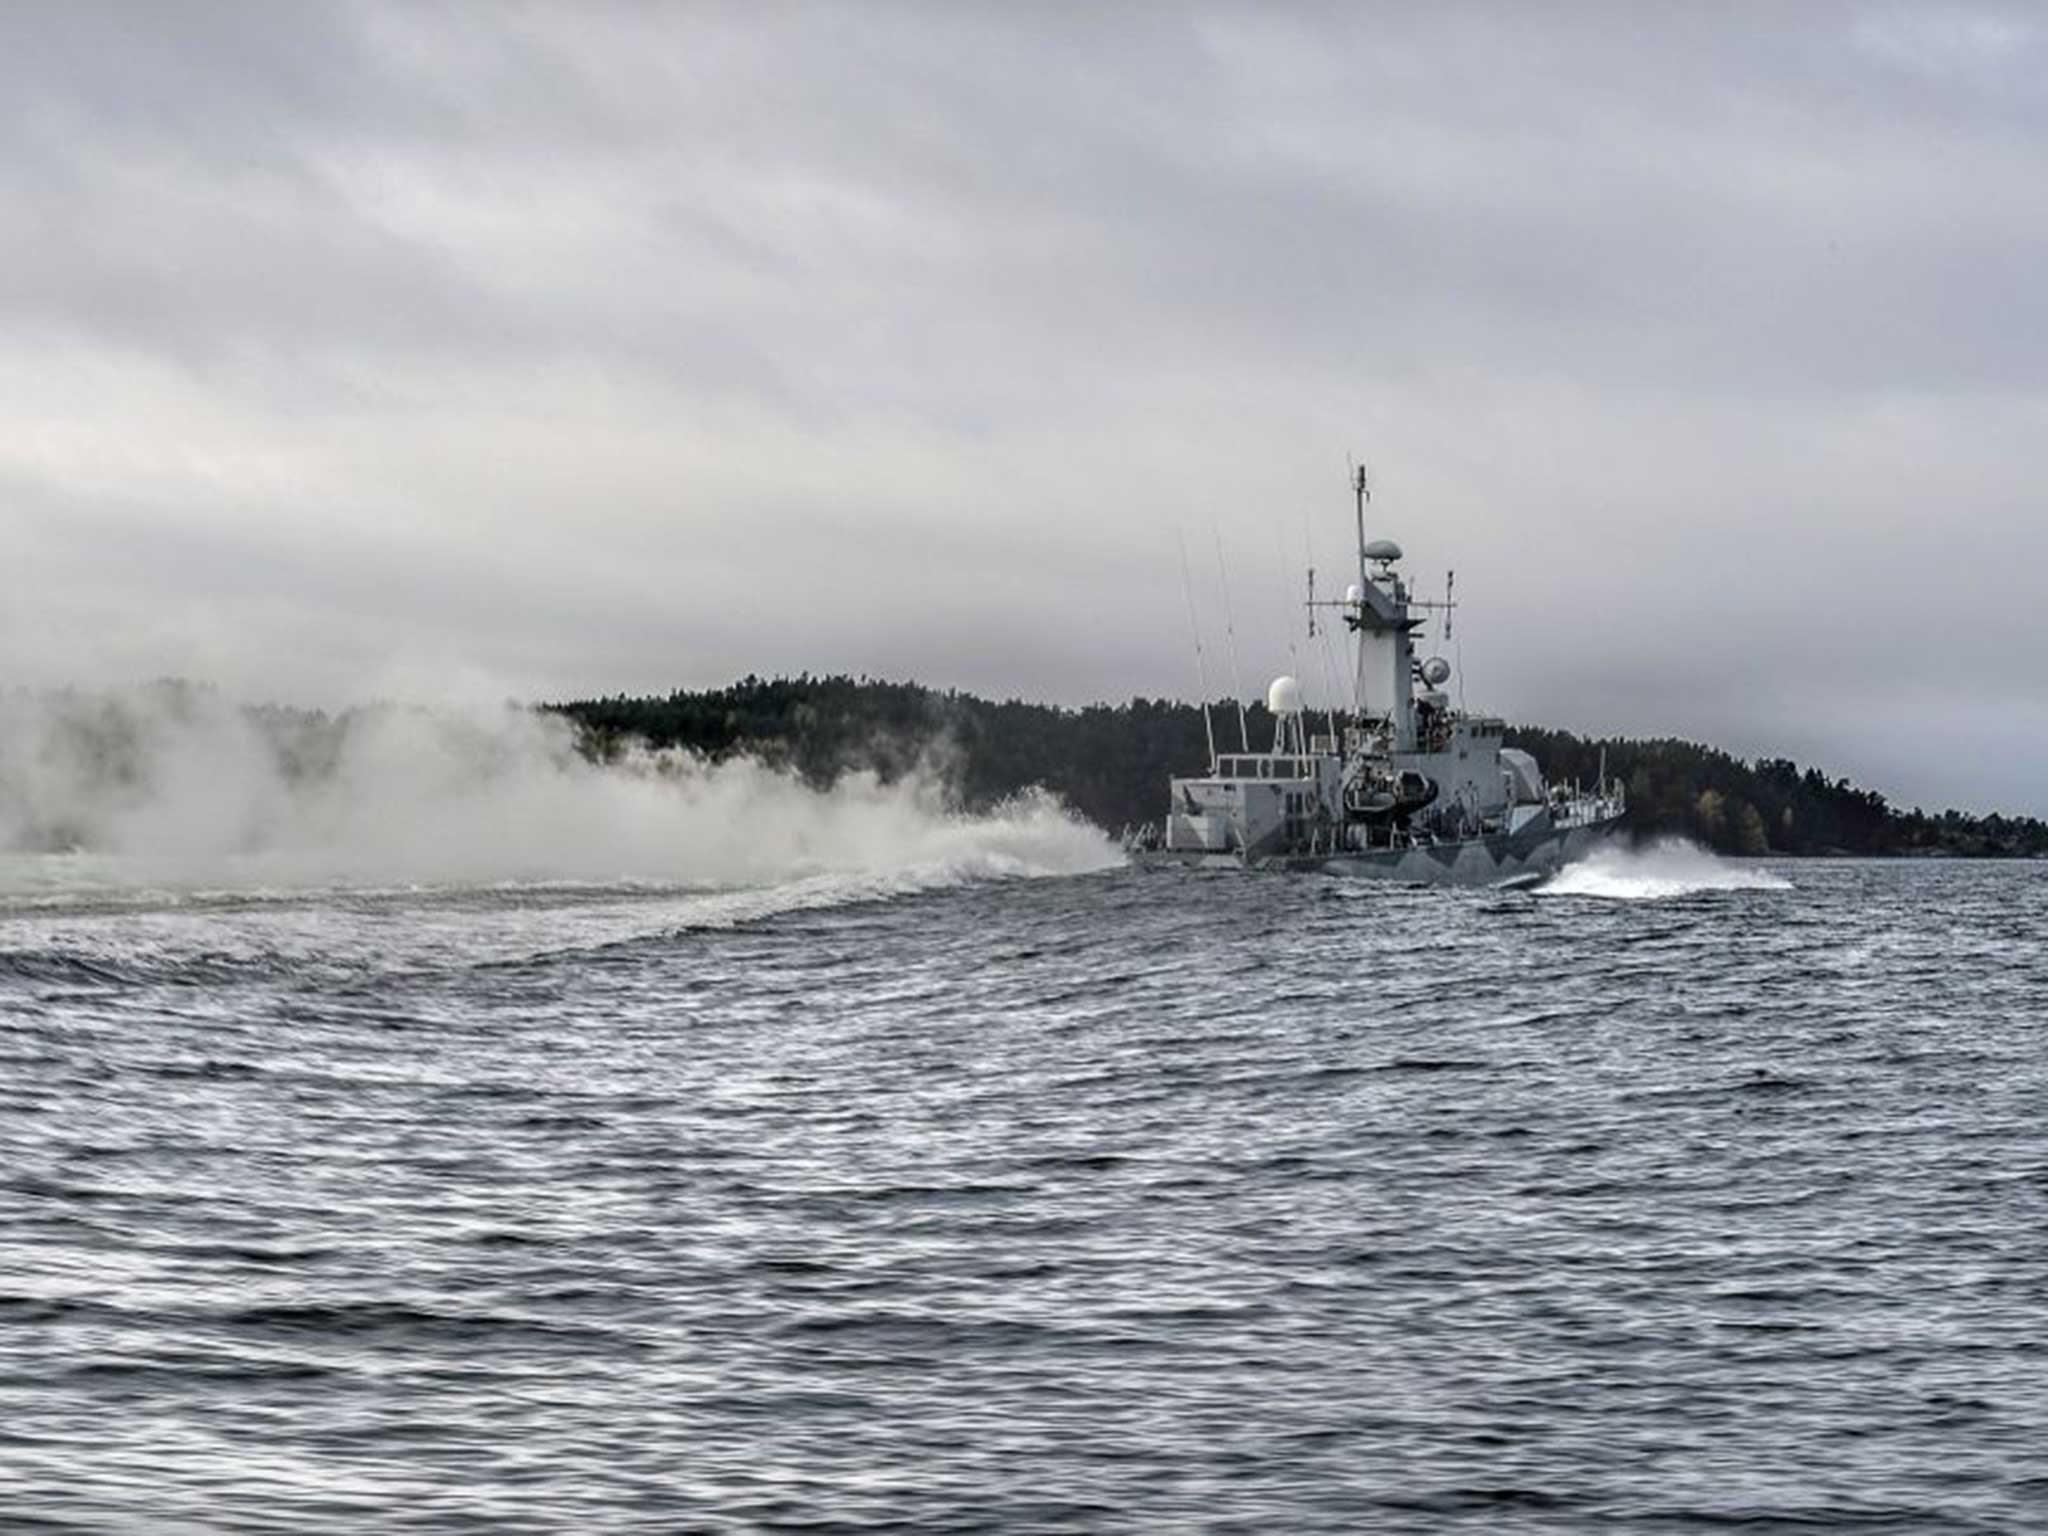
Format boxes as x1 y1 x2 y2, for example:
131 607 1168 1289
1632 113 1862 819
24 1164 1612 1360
3 2 2046 812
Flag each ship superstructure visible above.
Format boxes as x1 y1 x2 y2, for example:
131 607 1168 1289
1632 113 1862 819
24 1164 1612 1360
1129 471 1624 883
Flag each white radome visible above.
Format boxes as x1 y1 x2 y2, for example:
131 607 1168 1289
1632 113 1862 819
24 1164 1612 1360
1267 675 1304 716
1344 583 1364 604
1421 656 1453 687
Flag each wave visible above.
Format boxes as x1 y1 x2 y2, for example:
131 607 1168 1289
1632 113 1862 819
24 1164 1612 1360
0 686 1120 900
1540 838 1792 900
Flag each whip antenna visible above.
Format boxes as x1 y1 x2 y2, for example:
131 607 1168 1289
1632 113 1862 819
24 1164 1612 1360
1177 529 1218 771
1453 572 1467 712
1213 527 1252 753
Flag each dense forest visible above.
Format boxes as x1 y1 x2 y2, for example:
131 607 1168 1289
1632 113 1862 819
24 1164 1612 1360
551 676 2048 859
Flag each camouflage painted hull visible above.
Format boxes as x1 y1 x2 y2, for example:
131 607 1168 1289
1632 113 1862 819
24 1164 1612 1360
1132 815 1622 886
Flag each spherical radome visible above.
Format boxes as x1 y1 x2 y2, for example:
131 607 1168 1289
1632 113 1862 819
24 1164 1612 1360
1267 675 1304 716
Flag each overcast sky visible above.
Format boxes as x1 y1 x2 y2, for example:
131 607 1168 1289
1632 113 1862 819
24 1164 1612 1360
4 2 2045 811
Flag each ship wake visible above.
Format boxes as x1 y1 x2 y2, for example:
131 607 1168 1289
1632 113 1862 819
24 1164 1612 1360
1540 838 1791 900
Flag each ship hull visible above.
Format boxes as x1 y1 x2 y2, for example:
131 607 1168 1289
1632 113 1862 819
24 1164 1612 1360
1131 815 1621 886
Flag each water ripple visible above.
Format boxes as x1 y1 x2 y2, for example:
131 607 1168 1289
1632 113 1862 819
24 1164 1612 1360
2 859 2046 1530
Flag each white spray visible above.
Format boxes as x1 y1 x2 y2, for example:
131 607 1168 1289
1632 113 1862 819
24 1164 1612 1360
0 686 1120 896
1541 838 1792 900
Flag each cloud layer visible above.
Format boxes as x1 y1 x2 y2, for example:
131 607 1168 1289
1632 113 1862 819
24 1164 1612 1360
5 3 2045 811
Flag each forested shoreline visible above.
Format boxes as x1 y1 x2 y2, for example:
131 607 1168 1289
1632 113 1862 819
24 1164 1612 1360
550 676 2048 859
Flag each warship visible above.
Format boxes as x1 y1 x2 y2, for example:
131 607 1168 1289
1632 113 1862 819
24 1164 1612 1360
1127 470 1624 884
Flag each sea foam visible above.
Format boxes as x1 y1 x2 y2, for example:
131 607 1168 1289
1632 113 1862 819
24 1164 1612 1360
1541 837 1792 900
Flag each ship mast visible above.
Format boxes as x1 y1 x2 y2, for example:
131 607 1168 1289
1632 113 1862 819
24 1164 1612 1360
1353 465 1371 604
1346 463 1419 753
1352 465 1370 721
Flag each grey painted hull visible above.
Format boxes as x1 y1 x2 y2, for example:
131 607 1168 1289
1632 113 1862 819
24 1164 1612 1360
1132 816 1622 886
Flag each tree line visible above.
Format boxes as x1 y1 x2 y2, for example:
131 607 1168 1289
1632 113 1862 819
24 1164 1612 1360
550 675 2048 858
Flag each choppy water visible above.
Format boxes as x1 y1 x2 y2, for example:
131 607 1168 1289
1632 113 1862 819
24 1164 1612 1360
5 845 2046 1532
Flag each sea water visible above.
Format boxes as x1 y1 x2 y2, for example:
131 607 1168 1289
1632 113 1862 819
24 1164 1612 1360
4 811 2045 1530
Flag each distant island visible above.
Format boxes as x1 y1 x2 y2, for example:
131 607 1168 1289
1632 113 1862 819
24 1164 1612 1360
551 675 2048 860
